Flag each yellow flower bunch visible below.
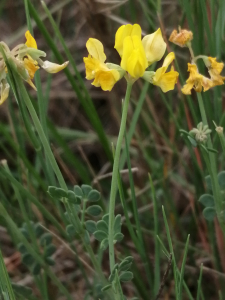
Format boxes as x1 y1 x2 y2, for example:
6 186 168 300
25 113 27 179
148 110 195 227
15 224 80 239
169 28 225 95
84 24 179 92
0 30 69 104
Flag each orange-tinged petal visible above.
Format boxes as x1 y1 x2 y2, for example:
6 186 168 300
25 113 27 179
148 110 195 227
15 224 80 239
25 31 37 49
169 29 193 47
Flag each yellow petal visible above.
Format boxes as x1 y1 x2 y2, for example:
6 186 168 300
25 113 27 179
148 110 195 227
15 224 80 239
83 55 101 80
92 68 120 91
162 52 175 69
152 68 178 92
121 35 147 78
181 82 194 95
202 76 215 91
207 57 224 74
25 30 37 49
115 24 141 56
0 81 10 105
41 60 69 73
23 55 39 79
86 38 106 63
142 28 166 65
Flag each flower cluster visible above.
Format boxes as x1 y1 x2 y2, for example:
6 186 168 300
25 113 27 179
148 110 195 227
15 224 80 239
0 31 69 104
189 122 212 143
84 24 179 92
169 28 225 95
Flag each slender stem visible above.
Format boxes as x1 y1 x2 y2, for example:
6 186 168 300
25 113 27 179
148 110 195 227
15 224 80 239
197 93 225 235
108 80 133 271
14 73 67 191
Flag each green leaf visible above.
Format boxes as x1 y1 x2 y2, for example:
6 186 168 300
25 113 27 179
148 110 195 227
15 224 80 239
44 244 56 257
74 185 83 198
93 230 107 241
81 184 92 198
86 205 103 216
45 257 55 266
17 243 27 254
96 220 108 233
34 223 45 238
206 147 218 154
203 207 216 221
101 284 111 292
84 230 90 244
22 253 35 265
40 233 52 247
199 194 214 207
205 175 212 191
108 264 118 283
67 190 81 204
119 257 133 272
19 228 29 239
87 189 101 202
188 136 197 147
66 224 77 237
113 214 121 234
31 263 41 275
114 232 124 243
102 213 109 224
100 238 109 251
218 171 225 190
119 271 133 282
85 220 97 233
48 187 67 199
11 283 32 297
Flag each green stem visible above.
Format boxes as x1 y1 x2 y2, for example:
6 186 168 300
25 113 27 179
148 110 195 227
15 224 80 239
197 93 225 235
14 73 67 191
108 80 133 272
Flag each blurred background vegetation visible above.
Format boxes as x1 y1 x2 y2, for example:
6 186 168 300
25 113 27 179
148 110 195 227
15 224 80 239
0 0 225 299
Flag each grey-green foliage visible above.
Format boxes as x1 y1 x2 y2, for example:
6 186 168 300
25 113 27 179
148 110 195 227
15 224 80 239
86 213 123 251
18 222 56 275
199 171 225 221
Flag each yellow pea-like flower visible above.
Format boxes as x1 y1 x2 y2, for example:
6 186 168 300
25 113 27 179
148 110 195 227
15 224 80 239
84 38 123 91
120 35 148 78
151 52 179 92
142 28 167 65
203 57 225 86
181 63 214 95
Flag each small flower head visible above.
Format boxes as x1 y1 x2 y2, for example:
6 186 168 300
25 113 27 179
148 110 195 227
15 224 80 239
189 122 211 143
84 38 123 91
181 63 214 95
84 24 179 92
150 52 179 92
115 24 166 78
0 30 69 104
203 56 225 86
169 28 193 47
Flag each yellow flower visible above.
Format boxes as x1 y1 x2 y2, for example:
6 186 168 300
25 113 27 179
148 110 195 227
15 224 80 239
0 80 10 105
25 30 37 49
169 29 193 47
142 28 167 65
24 30 68 77
83 38 122 91
151 52 179 92
120 35 148 78
114 24 166 78
204 57 225 86
181 63 214 95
